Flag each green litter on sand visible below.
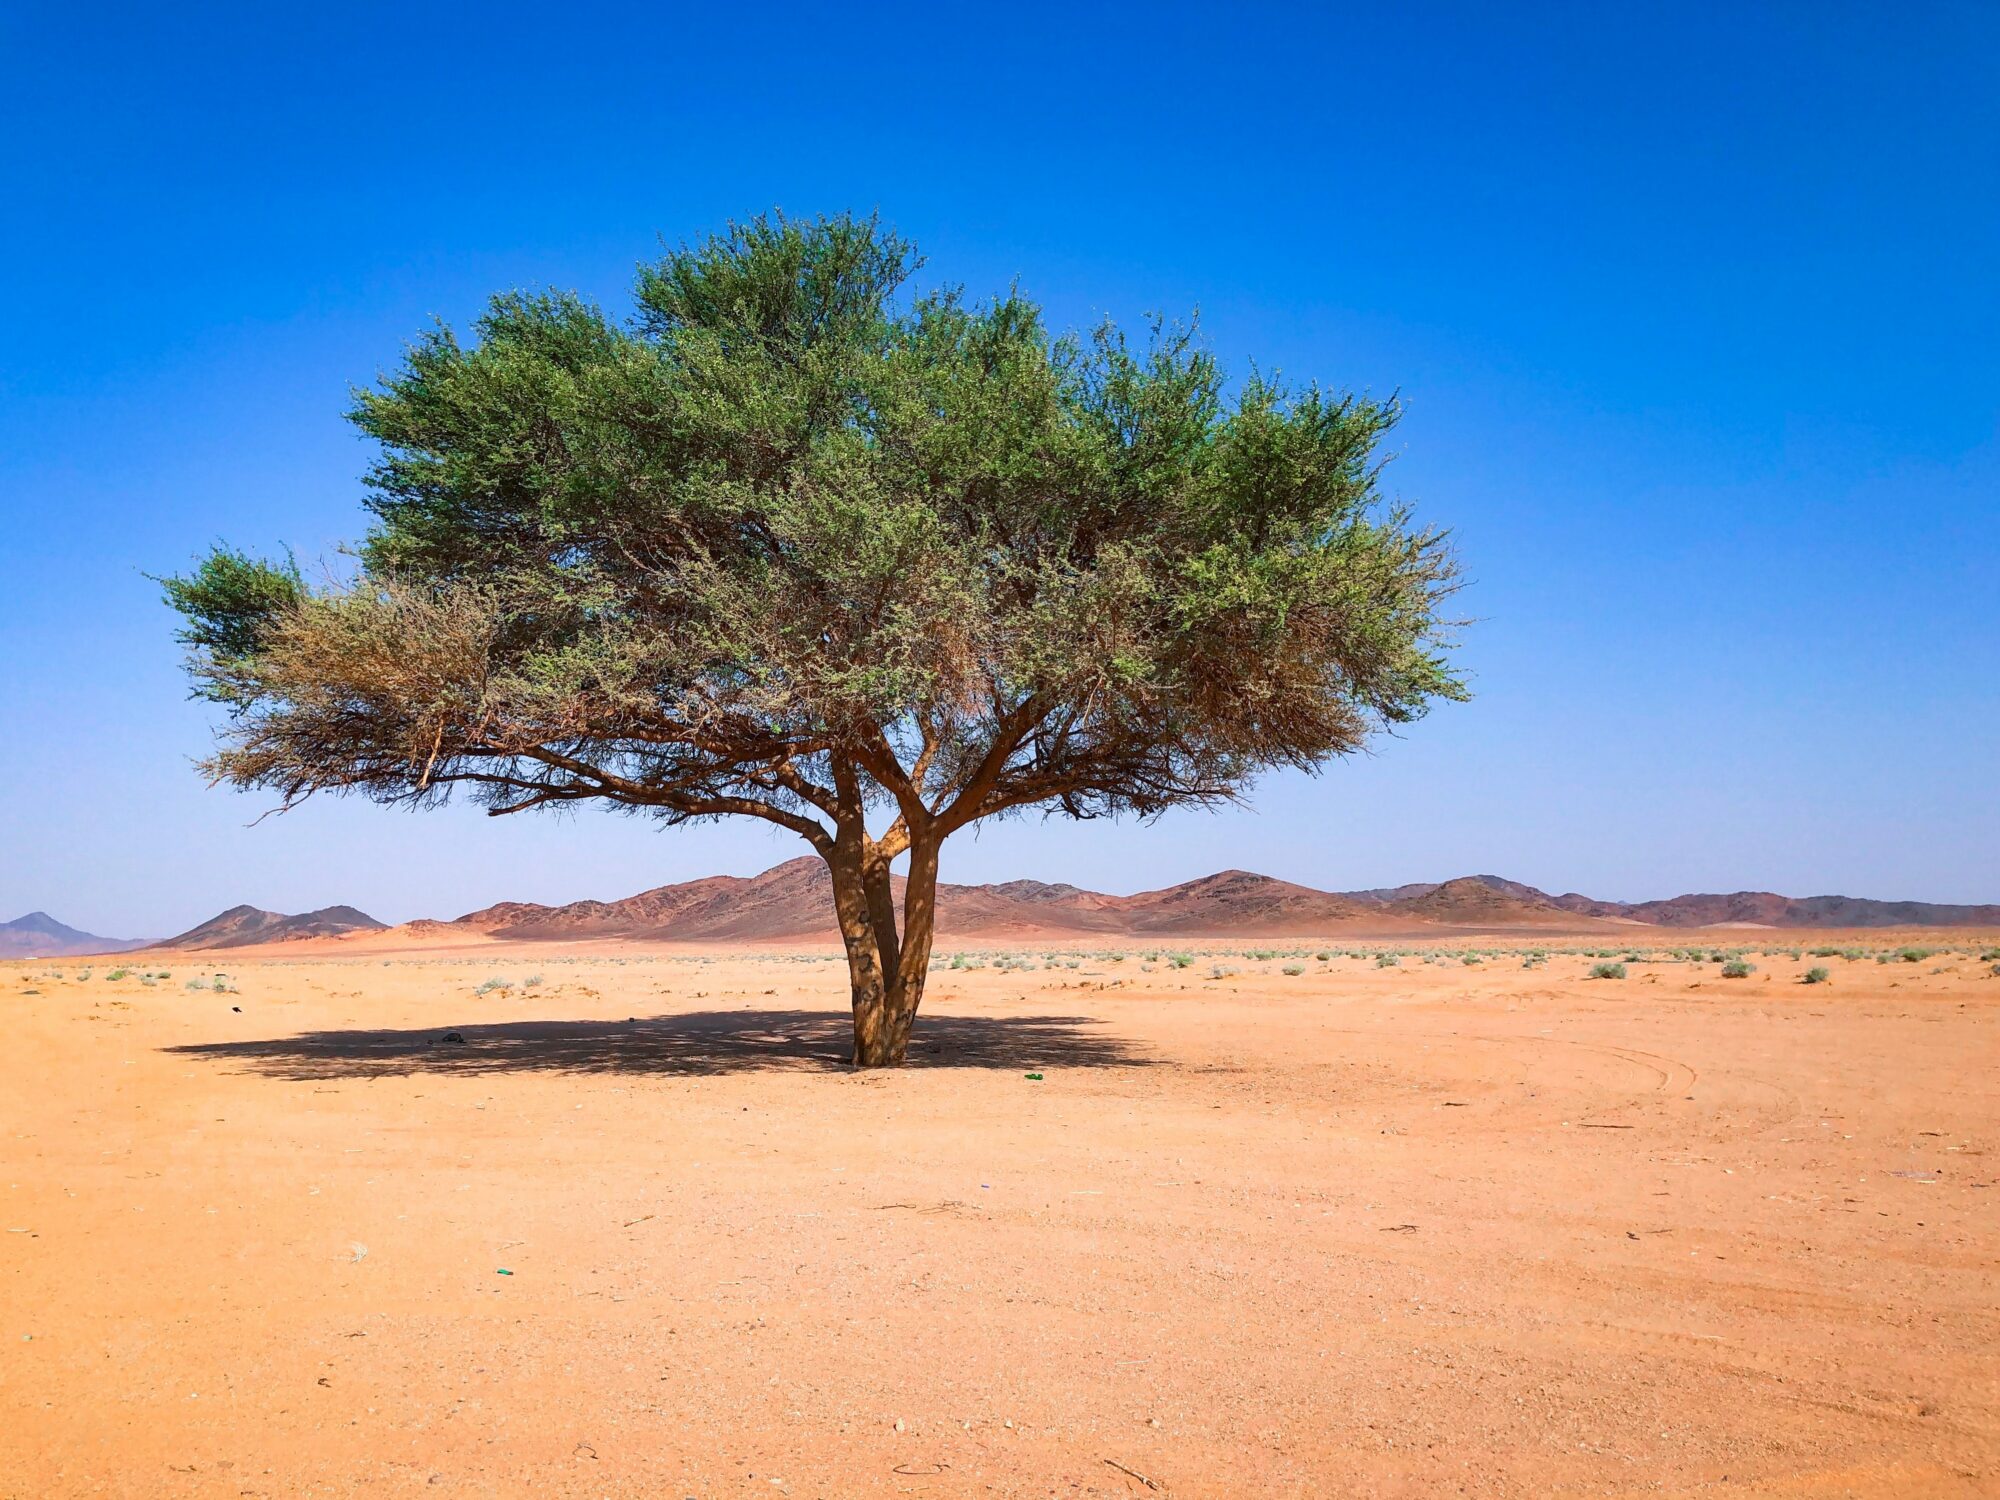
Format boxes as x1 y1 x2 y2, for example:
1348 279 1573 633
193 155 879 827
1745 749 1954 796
495 1268 513 1276
1024 1072 1044 1081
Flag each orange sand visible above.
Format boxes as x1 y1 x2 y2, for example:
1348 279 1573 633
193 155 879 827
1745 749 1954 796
3 939 1996 1496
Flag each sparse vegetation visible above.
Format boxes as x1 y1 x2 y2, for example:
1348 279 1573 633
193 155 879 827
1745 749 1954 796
1721 959 1754 979
1589 961 1627 980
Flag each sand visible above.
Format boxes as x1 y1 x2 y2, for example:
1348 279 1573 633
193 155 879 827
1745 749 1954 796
3 938 1996 1497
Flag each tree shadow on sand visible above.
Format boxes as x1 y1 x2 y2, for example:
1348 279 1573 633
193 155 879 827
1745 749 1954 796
163 1008 1157 1081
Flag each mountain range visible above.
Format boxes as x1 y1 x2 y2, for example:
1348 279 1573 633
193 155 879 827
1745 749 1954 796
152 904 389 950
0 912 152 960
15 866 1995 958
428 864 1999 941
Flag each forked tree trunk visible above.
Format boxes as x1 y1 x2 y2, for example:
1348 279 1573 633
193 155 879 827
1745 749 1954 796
827 833 941 1067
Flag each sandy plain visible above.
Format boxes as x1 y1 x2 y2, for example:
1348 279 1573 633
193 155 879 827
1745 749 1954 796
3 935 1996 1498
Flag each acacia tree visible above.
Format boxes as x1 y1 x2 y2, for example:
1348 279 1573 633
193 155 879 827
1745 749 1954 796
165 214 1463 1066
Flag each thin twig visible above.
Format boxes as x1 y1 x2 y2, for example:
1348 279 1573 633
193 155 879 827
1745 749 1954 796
1102 1457 1161 1490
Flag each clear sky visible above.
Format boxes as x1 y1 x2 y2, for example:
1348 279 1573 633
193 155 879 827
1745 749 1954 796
3 3 1995 938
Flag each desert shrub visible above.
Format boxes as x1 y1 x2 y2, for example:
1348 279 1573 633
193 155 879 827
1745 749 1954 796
1809 947 1841 959
1462 953 1481 966
1376 954 1399 968
1168 954 1193 969
474 978 507 995
1315 951 1333 962
1980 948 2000 962
1282 964 1305 976
1590 961 1627 980
1721 959 1754 979
1898 946 1936 963
1803 966 1831 984
107 968 129 980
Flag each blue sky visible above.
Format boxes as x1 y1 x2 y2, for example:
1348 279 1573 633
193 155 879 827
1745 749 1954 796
3 2 1995 937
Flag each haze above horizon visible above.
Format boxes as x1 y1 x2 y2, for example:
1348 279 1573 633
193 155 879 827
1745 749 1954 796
3 2 1995 935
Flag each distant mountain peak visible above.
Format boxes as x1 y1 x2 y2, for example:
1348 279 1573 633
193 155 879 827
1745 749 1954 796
158 904 387 951
0 911 151 959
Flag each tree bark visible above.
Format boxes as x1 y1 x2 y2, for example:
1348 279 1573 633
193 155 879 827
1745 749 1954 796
883 837 941 1061
824 831 940 1067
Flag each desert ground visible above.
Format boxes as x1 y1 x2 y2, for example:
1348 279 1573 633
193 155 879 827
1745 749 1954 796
3 936 1996 1497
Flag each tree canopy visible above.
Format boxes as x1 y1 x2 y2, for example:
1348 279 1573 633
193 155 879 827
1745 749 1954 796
165 212 1465 1064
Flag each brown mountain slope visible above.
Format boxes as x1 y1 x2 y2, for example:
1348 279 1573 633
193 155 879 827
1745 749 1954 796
1388 876 1614 929
1107 870 1376 933
373 863 2000 946
1344 874 1555 906
1547 890 2000 928
432 862 1387 942
149 869 2000 954
158 904 386 950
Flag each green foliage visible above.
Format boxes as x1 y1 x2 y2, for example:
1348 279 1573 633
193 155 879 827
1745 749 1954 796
1803 966 1830 984
1721 959 1754 979
1589 961 1627 980
158 549 304 704
163 212 1463 841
